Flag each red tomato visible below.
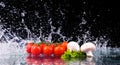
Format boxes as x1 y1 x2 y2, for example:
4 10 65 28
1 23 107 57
43 46 53 56
39 43 46 53
54 46 65 56
31 44 42 56
61 41 68 51
26 42 34 53
49 44 55 52
49 44 55 48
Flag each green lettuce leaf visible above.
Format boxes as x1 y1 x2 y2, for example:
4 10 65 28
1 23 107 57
61 49 86 61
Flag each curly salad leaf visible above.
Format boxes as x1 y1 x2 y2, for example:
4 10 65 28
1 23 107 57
61 49 86 61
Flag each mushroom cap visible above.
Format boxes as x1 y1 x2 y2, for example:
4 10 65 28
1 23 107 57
67 41 80 51
80 42 96 52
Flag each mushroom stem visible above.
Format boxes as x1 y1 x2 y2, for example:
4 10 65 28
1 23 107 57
86 51 93 57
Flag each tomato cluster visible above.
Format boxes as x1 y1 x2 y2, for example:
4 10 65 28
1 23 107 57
26 41 68 57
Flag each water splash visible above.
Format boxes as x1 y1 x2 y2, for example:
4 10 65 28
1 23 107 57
0 2 5 8
0 0 118 61
0 12 120 65
0 25 26 55
0 19 111 56
0 9 112 56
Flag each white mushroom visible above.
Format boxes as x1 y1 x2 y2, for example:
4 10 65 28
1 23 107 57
67 41 80 52
80 42 96 57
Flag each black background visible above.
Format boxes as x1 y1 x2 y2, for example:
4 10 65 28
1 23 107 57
0 0 120 47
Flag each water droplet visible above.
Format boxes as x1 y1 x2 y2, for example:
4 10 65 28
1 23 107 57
0 2 5 8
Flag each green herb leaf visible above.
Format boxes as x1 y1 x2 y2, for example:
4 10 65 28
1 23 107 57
61 49 86 61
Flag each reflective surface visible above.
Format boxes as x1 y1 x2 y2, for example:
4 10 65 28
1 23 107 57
0 48 120 65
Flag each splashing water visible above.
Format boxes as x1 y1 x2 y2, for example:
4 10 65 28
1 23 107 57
0 25 26 55
0 21 120 65
1 14 120 65
0 7 119 52
0 1 120 64
0 17 118 55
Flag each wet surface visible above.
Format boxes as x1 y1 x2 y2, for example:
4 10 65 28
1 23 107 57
0 47 120 65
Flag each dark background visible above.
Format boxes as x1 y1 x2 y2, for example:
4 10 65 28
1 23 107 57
0 0 120 47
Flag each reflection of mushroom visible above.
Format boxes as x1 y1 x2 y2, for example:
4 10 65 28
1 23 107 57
67 41 80 52
80 42 96 57
80 57 96 65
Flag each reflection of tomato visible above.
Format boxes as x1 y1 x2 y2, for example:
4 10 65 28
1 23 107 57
26 55 42 65
26 42 34 53
54 57 66 65
30 57 42 65
43 46 53 56
31 44 42 55
61 41 68 51
26 55 66 65
26 55 32 64
42 58 53 65
54 46 65 56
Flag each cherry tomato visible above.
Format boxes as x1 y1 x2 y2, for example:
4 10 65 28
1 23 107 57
61 41 68 51
43 46 53 56
49 44 55 48
31 44 42 56
49 44 55 52
54 46 65 56
26 42 34 53
39 43 46 53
